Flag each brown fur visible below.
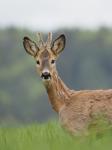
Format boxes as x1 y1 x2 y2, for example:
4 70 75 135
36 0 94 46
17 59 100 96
44 69 112 134
23 33 112 134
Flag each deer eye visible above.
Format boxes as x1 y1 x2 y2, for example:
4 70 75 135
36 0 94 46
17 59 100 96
36 60 40 65
51 60 55 64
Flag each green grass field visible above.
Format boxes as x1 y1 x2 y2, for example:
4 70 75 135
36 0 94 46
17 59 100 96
0 120 112 150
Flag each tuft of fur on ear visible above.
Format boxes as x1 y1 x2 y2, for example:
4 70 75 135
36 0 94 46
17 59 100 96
51 34 66 55
23 37 39 56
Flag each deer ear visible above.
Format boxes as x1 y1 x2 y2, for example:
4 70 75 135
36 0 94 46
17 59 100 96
51 34 66 55
23 37 39 56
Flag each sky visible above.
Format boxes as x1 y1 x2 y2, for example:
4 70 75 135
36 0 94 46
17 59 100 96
0 0 112 31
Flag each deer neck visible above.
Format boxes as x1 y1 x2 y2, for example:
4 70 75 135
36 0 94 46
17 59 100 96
43 68 72 113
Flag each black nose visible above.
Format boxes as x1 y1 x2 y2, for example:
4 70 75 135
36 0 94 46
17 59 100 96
41 72 51 80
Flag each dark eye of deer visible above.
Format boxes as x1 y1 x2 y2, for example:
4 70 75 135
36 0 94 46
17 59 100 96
51 60 55 64
36 60 40 65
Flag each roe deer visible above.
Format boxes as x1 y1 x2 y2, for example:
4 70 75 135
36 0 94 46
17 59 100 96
23 32 112 134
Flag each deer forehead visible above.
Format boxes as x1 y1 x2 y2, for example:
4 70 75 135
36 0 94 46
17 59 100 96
37 50 55 60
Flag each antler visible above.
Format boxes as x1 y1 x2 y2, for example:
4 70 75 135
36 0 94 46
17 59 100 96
36 32 52 49
46 32 52 48
37 32 44 47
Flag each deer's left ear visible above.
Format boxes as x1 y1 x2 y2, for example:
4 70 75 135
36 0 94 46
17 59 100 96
51 34 66 55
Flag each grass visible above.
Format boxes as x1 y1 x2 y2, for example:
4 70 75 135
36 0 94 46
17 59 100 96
0 120 112 150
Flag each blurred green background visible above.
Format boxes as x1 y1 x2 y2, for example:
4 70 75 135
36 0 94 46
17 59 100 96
1 27 112 124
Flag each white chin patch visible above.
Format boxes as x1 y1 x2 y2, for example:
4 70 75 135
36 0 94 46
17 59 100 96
41 77 51 81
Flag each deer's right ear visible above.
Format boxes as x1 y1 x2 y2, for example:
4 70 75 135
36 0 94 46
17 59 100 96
23 37 39 56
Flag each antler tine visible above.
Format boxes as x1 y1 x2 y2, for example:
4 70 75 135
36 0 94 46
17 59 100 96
46 32 52 46
37 32 44 46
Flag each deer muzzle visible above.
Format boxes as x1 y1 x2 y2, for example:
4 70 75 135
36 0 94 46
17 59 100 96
41 70 51 80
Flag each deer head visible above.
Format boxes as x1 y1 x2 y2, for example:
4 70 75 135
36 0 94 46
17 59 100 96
23 33 66 82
